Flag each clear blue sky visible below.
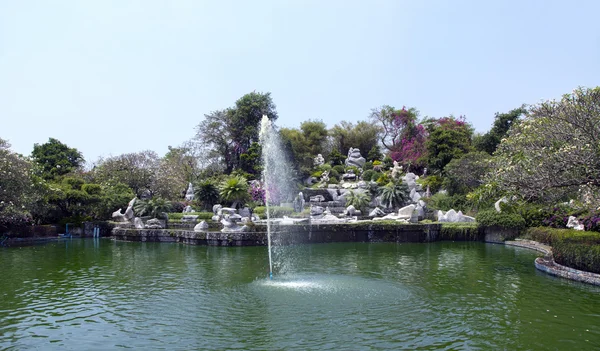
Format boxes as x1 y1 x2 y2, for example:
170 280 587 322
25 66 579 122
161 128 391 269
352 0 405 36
1 0 599 163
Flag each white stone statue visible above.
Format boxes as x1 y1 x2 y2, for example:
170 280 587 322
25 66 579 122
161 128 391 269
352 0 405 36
391 161 403 179
185 183 194 201
314 154 325 166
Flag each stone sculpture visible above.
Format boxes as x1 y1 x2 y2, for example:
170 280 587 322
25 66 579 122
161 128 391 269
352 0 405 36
391 161 403 180
183 205 194 213
185 183 194 201
221 214 249 232
112 197 137 222
345 148 366 168
437 209 475 223
369 207 386 217
342 169 357 181
314 154 325 166
494 197 509 212
309 195 325 203
134 217 144 229
310 205 324 216
145 218 164 229
293 192 305 212
194 221 209 232
566 216 585 230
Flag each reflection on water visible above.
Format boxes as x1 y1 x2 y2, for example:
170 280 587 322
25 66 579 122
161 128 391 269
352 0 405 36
1 239 600 350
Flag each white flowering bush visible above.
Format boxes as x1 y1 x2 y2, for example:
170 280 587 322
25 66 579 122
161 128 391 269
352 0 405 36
486 87 600 205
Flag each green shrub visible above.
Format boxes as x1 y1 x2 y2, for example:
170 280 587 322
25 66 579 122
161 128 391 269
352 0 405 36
329 169 340 180
426 192 468 212
376 173 390 186
440 223 482 241
514 203 551 228
167 212 214 221
525 227 600 274
311 170 323 178
476 210 525 229
333 165 345 175
553 241 600 274
526 227 600 245
328 176 339 184
420 175 444 194
253 206 294 218
362 170 376 182
363 161 374 170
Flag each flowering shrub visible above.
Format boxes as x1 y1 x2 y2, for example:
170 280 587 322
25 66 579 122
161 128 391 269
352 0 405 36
541 207 569 228
580 211 600 232
0 204 32 231
249 181 265 205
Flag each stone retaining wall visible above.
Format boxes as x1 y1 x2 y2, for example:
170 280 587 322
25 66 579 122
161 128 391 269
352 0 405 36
112 222 443 246
505 239 600 286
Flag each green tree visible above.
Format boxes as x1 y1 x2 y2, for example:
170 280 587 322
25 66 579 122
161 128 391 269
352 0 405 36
0 139 39 230
486 87 600 204
474 106 527 154
92 150 159 198
195 92 278 174
424 116 474 174
133 197 172 219
219 175 250 208
330 120 380 158
279 119 329 176
194 179 221 211
239 142 262 179
442 151 492 195
31 138 84 180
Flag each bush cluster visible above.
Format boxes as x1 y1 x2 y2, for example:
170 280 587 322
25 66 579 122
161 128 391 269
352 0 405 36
475 210 526 229
167 212 214 221
527 227 600 274
253 206 294 218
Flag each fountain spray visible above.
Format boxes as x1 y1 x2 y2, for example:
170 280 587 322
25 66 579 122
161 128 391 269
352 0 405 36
259 115 274 279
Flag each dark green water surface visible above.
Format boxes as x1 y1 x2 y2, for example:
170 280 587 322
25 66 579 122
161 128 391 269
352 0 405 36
1 239 599 350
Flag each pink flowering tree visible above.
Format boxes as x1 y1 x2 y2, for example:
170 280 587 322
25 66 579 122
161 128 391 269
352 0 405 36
370 105 428 171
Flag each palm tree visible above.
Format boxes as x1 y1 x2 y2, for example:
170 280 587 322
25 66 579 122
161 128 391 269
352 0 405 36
219 175 249 208
380 182 409 209
134 197 172 219
194 180 220 211
345 190 370 213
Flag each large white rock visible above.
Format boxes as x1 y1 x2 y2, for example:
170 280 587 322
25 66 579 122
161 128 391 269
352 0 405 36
397 204 416 219
194 221 209 232
566 216 585 230
134 217 144 229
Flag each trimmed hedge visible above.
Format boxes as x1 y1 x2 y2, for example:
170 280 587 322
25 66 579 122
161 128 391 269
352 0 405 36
167 212 214 221
526 227 600 274
253 206 294 218
476 210 526 230
553 241 600 274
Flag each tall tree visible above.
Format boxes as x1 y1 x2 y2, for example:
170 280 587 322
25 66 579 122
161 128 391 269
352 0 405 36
487 87 600 204
229 91 278 154
31 138 84 180
369 106 427 170
424 116 474 174
0 139 39 230
330 120 380 159
195 92 278 173
92 151 159 198
474 106 527 154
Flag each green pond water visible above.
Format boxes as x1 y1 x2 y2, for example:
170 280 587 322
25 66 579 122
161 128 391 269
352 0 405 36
1 239 599 350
